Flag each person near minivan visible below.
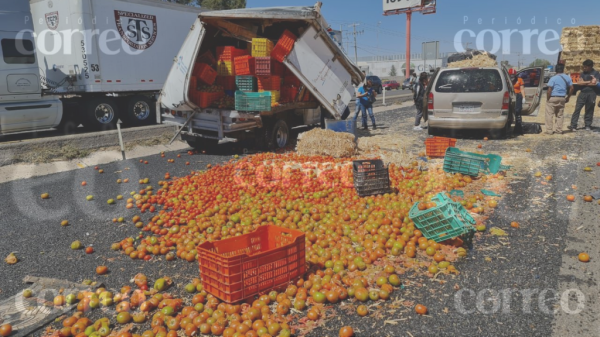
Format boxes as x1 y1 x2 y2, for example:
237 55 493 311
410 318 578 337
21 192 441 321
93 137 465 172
545 64 572 135
413 72 428 130
568 59 600 131
354 80 377 130
409 72 417 90
509 68 525 135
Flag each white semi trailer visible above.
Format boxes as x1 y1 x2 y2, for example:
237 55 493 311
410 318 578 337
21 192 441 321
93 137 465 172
0 0 200 134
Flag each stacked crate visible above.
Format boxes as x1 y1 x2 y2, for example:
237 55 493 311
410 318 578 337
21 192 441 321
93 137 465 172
216 47 247 76
560 26 600 74
251 38 274 57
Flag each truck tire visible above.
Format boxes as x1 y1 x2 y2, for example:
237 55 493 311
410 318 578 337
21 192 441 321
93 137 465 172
124 96 156 126
84 97 119 130
270 119 290 149
186 138 219 152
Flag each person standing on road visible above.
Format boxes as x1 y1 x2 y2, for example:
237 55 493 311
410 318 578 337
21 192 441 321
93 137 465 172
354 80 377 130
509 69 525 135
413 72 428 131
409 72 417 91
568 59 600 131
545 64 572 135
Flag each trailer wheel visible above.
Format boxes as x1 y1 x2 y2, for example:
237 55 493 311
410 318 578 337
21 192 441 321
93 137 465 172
84 97 119 130
124 96 156 126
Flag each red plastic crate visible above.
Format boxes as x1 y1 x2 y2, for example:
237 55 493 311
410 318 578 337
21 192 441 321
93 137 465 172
283 75 301 87
425 137 457 158
193 91 224 109
193 63 217 85
189 76 198 94
281 85 299 103
255 57 284 76
197 51 217 67
301 90 312 102
257 76 281 91
234 55 255 76
217 46 248 63
271 30 297 62
216 76 236 91
198 225 306 303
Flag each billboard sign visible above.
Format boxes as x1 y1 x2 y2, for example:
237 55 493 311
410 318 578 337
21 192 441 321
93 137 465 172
383 0 422 12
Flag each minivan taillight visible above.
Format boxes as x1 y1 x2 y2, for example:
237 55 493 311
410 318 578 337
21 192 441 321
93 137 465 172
502 91 509 110
428 93 434 110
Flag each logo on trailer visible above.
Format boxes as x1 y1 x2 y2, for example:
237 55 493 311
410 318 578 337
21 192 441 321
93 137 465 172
45 11 59 30
114 10 158 50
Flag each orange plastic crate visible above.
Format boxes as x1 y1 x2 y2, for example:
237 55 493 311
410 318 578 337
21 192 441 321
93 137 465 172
271 30 297 62
198 225 306 303
193 63 217 85
570 73 580 83
255 57 284 76
425 137 457 158
216 46 248 62
234 55 255 76
216 76 236 91
257 76 281 91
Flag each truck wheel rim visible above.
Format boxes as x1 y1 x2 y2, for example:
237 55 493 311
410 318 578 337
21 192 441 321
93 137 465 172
133 101 150 120
275 127 288 148
95 103 115 124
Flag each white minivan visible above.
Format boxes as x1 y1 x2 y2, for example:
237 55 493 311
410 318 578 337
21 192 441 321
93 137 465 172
424 66 544 138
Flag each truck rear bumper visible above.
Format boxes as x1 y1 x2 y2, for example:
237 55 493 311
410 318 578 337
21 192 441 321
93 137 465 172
162 109 261 140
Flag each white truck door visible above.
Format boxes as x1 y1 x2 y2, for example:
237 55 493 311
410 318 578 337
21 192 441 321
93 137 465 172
159 19 205 112
284 25 355 119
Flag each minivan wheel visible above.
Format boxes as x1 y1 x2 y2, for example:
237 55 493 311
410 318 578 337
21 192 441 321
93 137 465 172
428 127 439 136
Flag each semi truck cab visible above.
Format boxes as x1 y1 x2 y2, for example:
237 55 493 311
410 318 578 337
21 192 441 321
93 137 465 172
0 1 62 134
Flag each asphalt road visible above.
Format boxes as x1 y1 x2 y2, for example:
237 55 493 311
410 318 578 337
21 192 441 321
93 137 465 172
1 106 599 337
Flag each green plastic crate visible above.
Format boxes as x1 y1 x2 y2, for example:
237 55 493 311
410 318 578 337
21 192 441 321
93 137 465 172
443 147 510 176
235 76 257 92
235 91 271 111
408 192 475 242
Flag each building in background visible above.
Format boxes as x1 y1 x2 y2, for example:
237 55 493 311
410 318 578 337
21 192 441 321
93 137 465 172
357 52 454 78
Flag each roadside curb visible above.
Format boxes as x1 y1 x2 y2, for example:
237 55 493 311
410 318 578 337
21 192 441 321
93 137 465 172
0 124 177 167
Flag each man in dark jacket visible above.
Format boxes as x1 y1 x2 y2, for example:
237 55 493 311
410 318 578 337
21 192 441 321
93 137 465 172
568 59 600 131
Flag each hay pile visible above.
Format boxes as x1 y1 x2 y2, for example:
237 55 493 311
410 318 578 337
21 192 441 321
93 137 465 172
448 53 498 68
296 129 357 158
560 26 600 73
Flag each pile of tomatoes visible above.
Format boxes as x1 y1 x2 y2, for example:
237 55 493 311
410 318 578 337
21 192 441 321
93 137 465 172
99 153 493 336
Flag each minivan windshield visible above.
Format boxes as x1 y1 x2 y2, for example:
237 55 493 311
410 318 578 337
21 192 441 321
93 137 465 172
435 69 503 93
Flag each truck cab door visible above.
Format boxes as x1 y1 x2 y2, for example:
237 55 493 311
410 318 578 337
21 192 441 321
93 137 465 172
159 19 206 113
517 67 545 115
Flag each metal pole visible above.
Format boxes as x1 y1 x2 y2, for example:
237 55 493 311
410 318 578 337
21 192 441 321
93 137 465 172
116 120 126 160
405 11 412 78
353 23 358 64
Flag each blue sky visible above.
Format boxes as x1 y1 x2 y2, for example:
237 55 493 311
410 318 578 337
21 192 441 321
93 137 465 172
247 0 600 65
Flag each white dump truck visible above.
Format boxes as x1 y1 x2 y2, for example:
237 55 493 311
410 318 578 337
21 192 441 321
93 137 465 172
158 3 364 150
0 0 200 134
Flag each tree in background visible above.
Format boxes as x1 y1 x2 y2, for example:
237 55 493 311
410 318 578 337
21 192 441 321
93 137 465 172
389 65 397 77
163 0 246 9
528 59 551 68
